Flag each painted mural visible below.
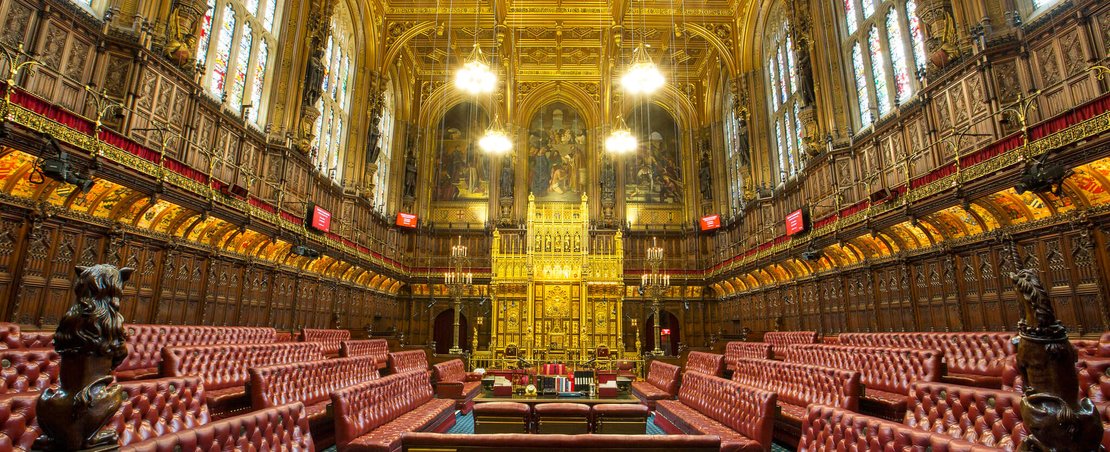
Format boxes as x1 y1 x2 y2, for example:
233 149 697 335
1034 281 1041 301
527 102 588 201
626 103 683 204
433 102 490 202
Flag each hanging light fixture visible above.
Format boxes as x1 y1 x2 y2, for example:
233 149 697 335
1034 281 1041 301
605 115 637 154
479 114 512 154
455 43 497 95
621 43 665 95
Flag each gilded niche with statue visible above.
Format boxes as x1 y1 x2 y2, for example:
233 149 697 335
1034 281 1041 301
488 194 624 362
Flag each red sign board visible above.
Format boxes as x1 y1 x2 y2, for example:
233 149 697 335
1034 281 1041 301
785 209 806 236
699 214 721 231
308 205 332 233
396 212 418 228
660 328 672 335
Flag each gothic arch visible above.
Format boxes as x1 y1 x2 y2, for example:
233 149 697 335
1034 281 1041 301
515 82 601 129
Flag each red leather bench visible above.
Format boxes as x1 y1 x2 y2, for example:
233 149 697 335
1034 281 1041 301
332 369 456 452
388 349 429 375
115 325 276 381
119 402 315 451
724 342 772 371
251 355 380 447
0 393 39 450
473 402 530 434
301 328 352 357
654 370 776 452
630 360 679 410
684 351 725 377
1074 332 1110 358
905 381 1026 449
593 403 650 434
0 323 53 349
342 339 390 369
838 332 1014 388
276 331 293 342
432 358 482 414
0 348 59 395
784 344 943 421
110 376 212 446
731 357 861 447
799 404 999 451
762 331 818 358
161 342 323 418
400 432 722 451
534 403 590 434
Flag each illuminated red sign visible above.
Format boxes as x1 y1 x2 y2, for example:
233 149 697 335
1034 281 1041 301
785 209 806 236
396 212 418 228
660 328 671 335
308 205 332 233
699 214 721 231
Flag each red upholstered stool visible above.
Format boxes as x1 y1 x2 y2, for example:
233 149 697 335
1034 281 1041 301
593 404 650 434
473 402 531 434
533 403 591 434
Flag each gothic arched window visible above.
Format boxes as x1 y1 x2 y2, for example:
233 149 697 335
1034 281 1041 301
373 82 396 212
843 0 926 129
195 0 280 125
764 5 801 183
721 76 747 216
312 10 354 183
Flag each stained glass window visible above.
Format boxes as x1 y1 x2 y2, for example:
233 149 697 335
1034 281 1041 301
765 3 802 183
314 9 355 183
721 75 745 216
196 0 281 126
841 1 925 129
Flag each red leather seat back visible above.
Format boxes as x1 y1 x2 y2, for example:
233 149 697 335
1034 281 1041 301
724 341 772 370
784 344 942 395
119 402 315 452
161 342 323 391
763 331 819 357
905 381 1026 449
331 369 435 448
116 325 276 376
111 376 211 446
433 359 467 383
646 360 680 395
275 331 293 343
250 355 379 409
17 332 52 349
800 404 999 451
340 339 389 363
388 349 429 374
0 348 59 395
1079 357 1110 404
0 393 39 450
839 332 1015 377
0 323 21 349
300 328 351 356
683 351 724 377
732 358 861 411
677 370 776 448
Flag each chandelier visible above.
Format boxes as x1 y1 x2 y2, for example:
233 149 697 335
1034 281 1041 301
621 43 665 95
455 44 497 95
605 115 638 154
479 114 513 154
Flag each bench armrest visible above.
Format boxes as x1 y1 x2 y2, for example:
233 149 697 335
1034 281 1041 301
436 381 465 399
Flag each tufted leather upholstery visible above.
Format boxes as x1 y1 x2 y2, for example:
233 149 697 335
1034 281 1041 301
0 324 20 349
342 339 390 369
732 357 861 447
0 348 59 395
432 359 481 414
0 324 53 351
839 332 1014 388
301 328 352 357
904 381 1026 450
0 393 39 450
162 342 323 417
115 325 276 381
784 344 943 421
762 331 818 358
684 351 725 377
387 349 429 376
724 342 772 371
332 370 456 451
1002 355 1110 450
276 331 293 342
655 370 775 452
799 404 999 452
119 401 315 452
400 432 723 451
110 376 211 446
630 360 680 410
250 355 378 447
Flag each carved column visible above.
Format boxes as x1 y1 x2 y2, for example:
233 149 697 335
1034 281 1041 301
362 72 385 199
297 0 338 153
162 0 208 71
915 0 964 70
789 0 822 157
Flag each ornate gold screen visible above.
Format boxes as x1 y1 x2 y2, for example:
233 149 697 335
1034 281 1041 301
489 194 624 361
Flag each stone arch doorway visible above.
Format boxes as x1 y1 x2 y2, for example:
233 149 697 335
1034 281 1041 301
644 310 681 355
433 308 469 354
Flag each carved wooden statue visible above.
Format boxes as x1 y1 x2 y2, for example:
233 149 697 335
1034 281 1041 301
36 265 133 451
1010 268 1103 451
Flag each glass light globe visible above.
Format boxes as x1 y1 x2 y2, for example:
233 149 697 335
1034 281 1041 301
455 60 497 95
479 129 512 154
621 61 665 95
605 128 638 154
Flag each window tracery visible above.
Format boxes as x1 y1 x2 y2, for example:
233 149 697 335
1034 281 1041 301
195 0 280 125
